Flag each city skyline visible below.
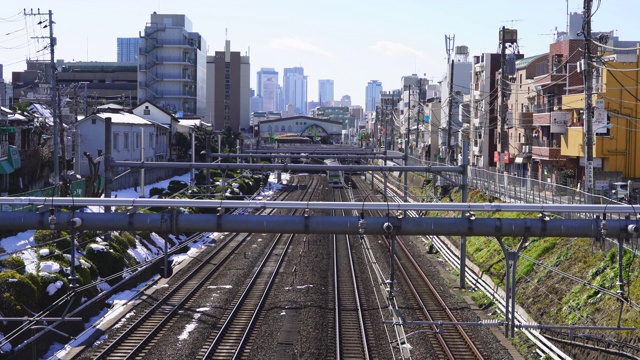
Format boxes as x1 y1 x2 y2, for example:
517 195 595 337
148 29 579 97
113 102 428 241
1 1 638 107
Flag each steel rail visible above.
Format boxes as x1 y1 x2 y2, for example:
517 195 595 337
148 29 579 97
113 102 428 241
198 176 319 359
91 179 302 359
361 183 483 358
333 189 370 359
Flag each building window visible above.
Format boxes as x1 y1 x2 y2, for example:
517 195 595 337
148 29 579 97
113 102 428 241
281 126 285 132
92 118 96 125
288 126 292 132
124 132 129 150
135 132 140 149
113 133 120 151
267 125 272 132
144 109 150 115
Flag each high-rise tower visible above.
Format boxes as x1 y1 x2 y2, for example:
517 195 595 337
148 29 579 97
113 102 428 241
138 13 207 115
257 68 279 112
117 37 143 62
365 80 382 112
318 79 334 106
283 67 308 115
206 40 251 131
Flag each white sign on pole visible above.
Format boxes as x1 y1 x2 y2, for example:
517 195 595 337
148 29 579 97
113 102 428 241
594 109 608 133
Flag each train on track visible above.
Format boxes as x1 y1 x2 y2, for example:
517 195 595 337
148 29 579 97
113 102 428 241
324 159 344 188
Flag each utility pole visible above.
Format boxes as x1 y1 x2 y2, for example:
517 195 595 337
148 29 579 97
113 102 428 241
499 26 508 173
25 9 58 184
583 0 595 194
447 59 455 165
416 78 423 154
445 35 455 165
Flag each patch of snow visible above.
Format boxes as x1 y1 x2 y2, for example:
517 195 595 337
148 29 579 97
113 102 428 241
177 307 210 341
39 248 50 257
39 261 61 273
46 280 63 295
207 285 232 289
89 244 107 252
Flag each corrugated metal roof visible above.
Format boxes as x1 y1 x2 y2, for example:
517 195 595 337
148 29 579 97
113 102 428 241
516 53 548 69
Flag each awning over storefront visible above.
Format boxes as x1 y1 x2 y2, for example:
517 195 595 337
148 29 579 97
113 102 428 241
0 160 14 174
515 154 532 164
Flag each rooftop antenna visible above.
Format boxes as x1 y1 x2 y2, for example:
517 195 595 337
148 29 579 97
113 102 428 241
502 19 522 28
225 28 228 41
444 35 455 63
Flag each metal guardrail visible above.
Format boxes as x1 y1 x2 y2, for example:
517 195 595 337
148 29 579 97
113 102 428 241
400 153 631 220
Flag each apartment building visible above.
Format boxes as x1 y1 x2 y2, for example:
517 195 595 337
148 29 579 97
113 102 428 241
138 13 207 116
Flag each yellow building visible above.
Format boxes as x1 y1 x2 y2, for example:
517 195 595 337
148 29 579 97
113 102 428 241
561 46 640 182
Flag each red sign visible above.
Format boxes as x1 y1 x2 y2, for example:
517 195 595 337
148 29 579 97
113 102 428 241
494 151 510 163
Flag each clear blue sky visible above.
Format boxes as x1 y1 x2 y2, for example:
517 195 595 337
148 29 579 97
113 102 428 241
1 0 638 107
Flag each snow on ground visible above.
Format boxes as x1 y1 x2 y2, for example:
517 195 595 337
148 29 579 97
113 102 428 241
43 172 287 358
47 280 150 359
86 173 192 213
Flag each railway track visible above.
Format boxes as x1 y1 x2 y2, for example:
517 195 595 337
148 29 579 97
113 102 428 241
86 176 305 359
331 188 372 359
390 235 484 359
196 175 320 359
352 174 484 359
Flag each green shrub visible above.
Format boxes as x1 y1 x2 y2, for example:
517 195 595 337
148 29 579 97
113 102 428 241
121 232 137 248
85 243 125 278
0 270 39 312
1 256 25 274
0 292 22 316
79 257 99 280
33 230 71 252
24 272 41 296
111 233 132 251
73 264 92 286
77 230 101 248
33 230 56 246
37 246 68 264
38 273 69 307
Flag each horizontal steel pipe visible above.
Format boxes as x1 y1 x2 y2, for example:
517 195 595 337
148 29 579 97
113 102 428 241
0 212 635 237
246 149 380 155
112 161 462 173
205 153 404 160
2 198 639 214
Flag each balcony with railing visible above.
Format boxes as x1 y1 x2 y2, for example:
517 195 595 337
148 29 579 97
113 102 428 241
154 55 195 65
532 138 562 159
154 39 198 48
156 89 196 98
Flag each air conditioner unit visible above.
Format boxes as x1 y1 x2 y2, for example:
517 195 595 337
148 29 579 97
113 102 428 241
522 145 531 153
